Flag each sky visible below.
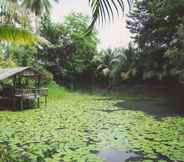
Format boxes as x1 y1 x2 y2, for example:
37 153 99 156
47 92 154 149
51 0 131 49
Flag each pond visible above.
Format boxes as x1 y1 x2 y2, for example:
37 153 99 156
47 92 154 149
0 85 184 162
97 150 141 162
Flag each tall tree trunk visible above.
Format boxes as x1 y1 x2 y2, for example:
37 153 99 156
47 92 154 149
35 15 40 34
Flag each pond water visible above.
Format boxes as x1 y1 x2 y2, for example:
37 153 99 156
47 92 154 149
0 87 184 162
97 150 141 162
97 149 174 162
94 96 184 162
97 98 184 119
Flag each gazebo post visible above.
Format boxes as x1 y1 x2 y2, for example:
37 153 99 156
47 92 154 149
37 76 41 108
12 76 17 108
18 76 21 88
18 75 23 109
13 76 16 87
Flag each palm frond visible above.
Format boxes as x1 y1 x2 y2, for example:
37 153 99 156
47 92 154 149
0 25 49 45
0 0 29 25
88 0 133 30
22 0 59 16
0 1 49 45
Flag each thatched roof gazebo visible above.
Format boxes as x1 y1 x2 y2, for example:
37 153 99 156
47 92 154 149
0 67 48 109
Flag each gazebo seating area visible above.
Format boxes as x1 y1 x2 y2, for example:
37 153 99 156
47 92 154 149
0 67 48 110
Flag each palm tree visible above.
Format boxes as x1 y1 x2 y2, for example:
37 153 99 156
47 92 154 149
22 0 132 32
22 0 59 33
0 0 132 44
0 0 48 44
88 0 133 30
94 47 136 86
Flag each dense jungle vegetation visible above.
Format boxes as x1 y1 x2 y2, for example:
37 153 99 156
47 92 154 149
1 0 184 87
0 0 184 162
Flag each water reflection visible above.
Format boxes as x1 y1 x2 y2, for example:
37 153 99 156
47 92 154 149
114 98 184 118
97 150 140 162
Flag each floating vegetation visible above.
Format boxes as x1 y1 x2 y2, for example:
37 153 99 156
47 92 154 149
0 87 184 162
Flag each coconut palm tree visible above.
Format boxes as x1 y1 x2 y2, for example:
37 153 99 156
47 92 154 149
22 0 132 32
89 0 133 29
93 46 137 86
22 0 59 33
0 0 48 44
0 0 132 44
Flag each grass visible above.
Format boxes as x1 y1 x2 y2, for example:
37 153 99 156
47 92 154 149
0 85 184 162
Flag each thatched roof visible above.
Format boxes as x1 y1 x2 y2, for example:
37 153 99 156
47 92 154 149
0 67 39 81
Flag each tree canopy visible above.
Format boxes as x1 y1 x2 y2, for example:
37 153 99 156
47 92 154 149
127 0 184 82
38 13 99 85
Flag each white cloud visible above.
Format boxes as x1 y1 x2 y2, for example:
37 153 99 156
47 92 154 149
51 0 131 49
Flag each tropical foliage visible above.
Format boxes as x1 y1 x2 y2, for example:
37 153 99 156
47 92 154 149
38 13 98 86
127 0 184 82
0 0 47 44
88 0 132 30
93 44 138 86
0 0 184 162
91 0 184 85
0 0 130 43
